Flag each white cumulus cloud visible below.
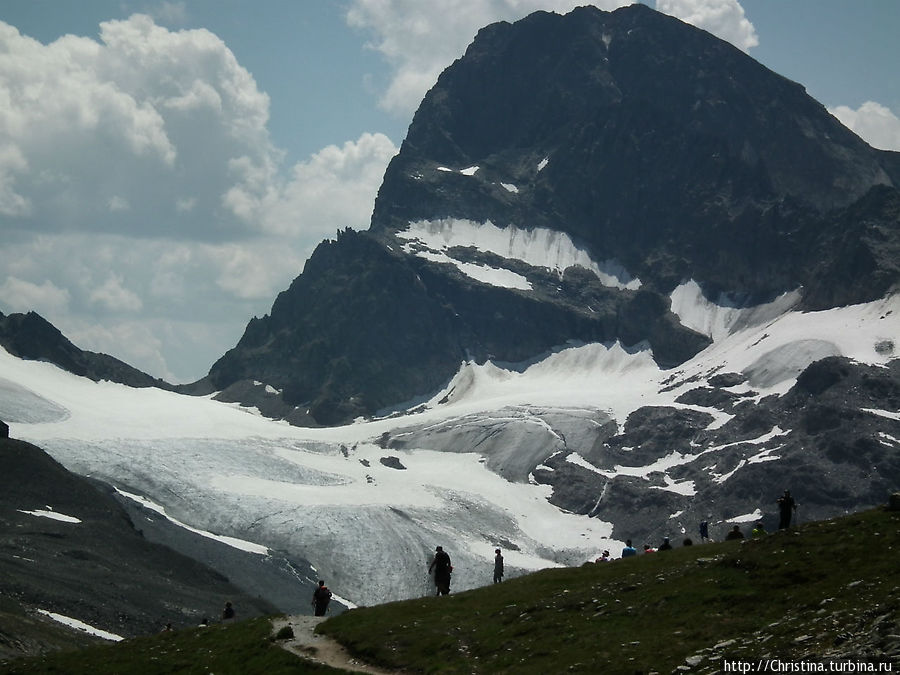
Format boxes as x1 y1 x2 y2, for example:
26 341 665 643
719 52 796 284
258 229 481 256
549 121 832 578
0 14 275 239
89 273 144 312
655 0 758 52
0 277 70 315
830 101 900 152
346 0 635 118
0 14 401 382
260 133 399 238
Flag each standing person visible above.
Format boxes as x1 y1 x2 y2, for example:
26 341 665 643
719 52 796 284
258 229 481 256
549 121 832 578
428 546 452 596
621 539 637 558
777 490 797 530
493 548 504 584
725 525 744 541
699 520 710 542
222 601 235 621
312 580 332 616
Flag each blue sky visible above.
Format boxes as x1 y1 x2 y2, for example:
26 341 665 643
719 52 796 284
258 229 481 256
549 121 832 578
1 0 898 383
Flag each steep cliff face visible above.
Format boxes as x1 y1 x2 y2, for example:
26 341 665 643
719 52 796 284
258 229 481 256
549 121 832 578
204 4 899 426
207 228 709 424
372 4 898 299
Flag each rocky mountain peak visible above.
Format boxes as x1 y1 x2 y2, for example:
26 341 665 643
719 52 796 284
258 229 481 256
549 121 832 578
197 4 900 425
373 4 898 299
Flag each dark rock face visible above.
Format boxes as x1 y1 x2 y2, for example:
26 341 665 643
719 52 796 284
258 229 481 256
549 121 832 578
0 311 172 390
205 228 709 424
379 456 407 470
372 4 900 300
205 230 475 424
202 4 899 425
0 437 276 660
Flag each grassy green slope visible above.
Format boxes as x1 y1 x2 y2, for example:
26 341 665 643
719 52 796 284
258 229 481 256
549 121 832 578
319 507 899 673
3 507 897 674
0 617 344 675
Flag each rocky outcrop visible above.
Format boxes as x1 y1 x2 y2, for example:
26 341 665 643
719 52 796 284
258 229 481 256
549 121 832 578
0 311 172 390
531 357 900 545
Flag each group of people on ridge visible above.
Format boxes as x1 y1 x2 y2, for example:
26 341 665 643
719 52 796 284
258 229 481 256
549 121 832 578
322 490 799 606
615 489 798 557
206 491 801 625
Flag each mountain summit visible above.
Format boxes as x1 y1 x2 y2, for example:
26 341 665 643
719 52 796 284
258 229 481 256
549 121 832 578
204 4 899 425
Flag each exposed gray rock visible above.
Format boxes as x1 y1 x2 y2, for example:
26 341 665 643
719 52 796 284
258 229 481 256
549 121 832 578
379 456 407 470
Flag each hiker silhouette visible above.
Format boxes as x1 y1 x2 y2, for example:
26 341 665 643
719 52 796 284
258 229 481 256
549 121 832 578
312 580 333 616
777 490 797 529
428 546 452 595
725 525 745 541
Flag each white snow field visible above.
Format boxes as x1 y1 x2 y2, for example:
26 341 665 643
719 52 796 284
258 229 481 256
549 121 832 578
397 218 641 290
1 289 897 606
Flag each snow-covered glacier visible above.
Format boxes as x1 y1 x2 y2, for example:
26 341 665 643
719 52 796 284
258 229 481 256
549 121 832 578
2 291 897 607
0 351 617 606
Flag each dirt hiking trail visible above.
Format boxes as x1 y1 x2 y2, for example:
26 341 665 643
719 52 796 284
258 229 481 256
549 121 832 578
272 615 404 674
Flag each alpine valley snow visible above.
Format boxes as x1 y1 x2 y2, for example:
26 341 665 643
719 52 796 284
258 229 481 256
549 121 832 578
2 290 897 606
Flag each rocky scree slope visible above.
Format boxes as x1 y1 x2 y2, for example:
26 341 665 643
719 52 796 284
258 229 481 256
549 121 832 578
0 435 276 662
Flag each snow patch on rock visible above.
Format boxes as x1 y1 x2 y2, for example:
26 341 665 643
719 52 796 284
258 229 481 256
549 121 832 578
398 218 640 290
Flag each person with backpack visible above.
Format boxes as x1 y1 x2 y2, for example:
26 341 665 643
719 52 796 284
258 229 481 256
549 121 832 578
312 580 333 616
777 490 797 529
428 546 452 595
